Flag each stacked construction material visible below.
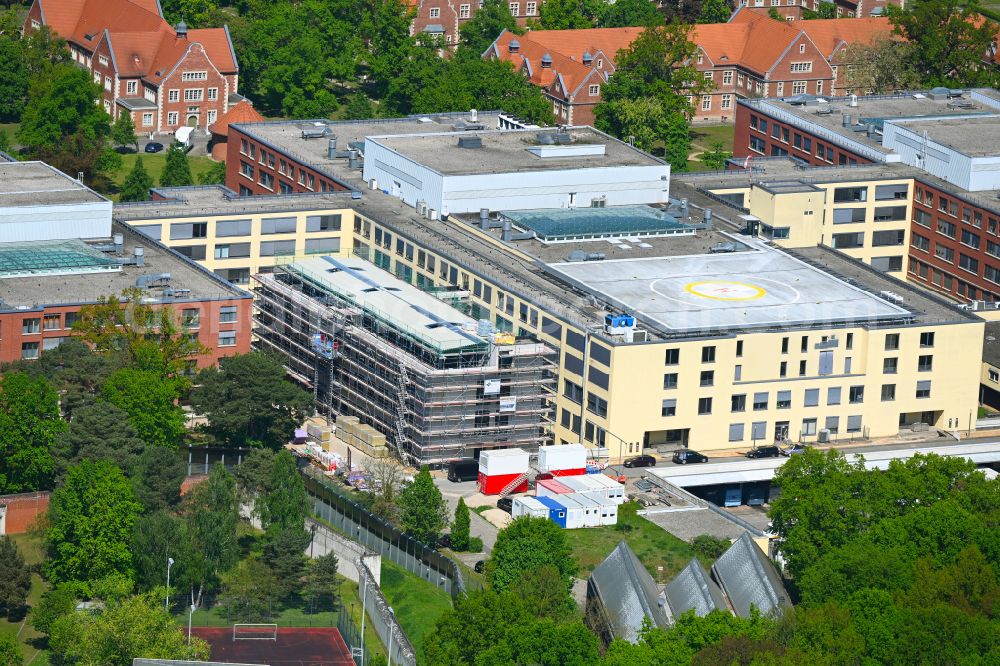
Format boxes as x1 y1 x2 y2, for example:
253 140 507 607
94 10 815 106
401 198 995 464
336 416 388 458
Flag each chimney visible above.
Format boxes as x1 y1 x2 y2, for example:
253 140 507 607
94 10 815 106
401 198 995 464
327 137 337 159
703 208 713 227
509 39 520 54
502 219 512 242
680 198 689 217
541 53 552 68
175 20 187 38
134 247 145 267
842 114 852 127
480 208 490 231
113 233 124 253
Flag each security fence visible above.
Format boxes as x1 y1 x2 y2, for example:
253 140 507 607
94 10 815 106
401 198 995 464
358 558 416 666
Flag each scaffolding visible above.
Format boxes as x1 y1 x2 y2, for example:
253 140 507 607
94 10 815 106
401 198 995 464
252 264 555 465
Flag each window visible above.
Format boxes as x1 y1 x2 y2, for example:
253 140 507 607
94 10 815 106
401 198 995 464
698 397 713 415
912 234 930 252
459 3 471 16
218 331 237 347
563 380 583 404
142 112 153 127
729 423 745 442
305 238 340 254
259 240 295 256
702 346 716 363
701 95 711 111
723 70 733 84
167 111 178 125
750 421 766 440
776 390 791 409
776 82 784 96
182 71 208 81
828 386 842 405
801 335 809 352
938 220 957 238
960 253 979 273
849 385 864 403
916 380 931 399
214 243 250 259
872 230 905 246
804 388 819 407
991 369 999 383
789 61 813 72
587 392 608 418
526 1 536 13
170 222 208 240
918 354 933 371
261 217 297 234
799 43 806 53
825 416 840 433
589 84 600 96
665 348 679 365
833 208 866 224
663 373 678 389
781 337 789 354
734 364 742 381
881 384 896 401
99 54 109 67
799 359 807 376
43 314 61 330
429 7 440 17
885 333 899 350
216 219 252 237
21 342 39 360
792 81 807 94
802 418 817 436
104 76 112 91
306 214 342 232
832 232 865 249
662 399 676 417
219 306 238 323
753 392 768 410
182 308 200 328
780 361 787 377
884 357 898 374
732 394 747 412
509 2 518 13
920 332 935 348
207 88 218 101
124 80 138 95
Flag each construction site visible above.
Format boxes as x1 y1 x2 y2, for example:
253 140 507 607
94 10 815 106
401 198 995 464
252 255 554 465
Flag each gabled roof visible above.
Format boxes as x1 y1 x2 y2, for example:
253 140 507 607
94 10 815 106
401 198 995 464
664 558 727 620
711 532 790 618
35 0 88 38
69 0 163 48
587 541 670 643
491 30 596 98
793 16 894 58
209 100 264 136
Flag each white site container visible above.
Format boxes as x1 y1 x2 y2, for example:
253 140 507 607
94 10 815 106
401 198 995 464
478 448 529 476
561 474 626 504
554 494 590 529
512 496 549 519
537 443 588 473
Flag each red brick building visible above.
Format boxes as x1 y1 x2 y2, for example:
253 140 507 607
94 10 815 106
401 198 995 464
732 90 1000 303
0 492 50 535
742 0 899 21
208 99 265 161
24 0 239 135
410 0 543 47
485 11 891 125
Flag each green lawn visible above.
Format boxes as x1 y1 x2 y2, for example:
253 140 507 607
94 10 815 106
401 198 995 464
563 502 701 583
378 559 452 660
109 152 217 196
0 534 50 665
687 123 736 171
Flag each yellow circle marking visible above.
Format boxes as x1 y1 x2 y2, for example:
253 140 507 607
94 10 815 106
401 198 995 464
684 280 766 301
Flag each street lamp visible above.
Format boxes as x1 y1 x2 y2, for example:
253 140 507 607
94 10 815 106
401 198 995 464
165 557 175 611
187 604 196 644
386 606 395 666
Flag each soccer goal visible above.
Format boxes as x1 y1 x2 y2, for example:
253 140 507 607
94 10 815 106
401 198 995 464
232 624 278 641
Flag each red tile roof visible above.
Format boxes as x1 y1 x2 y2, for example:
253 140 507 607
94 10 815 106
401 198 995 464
768 15 894 58
209 99 264 136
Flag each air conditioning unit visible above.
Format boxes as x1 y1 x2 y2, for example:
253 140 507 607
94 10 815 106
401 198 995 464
817 429 830 443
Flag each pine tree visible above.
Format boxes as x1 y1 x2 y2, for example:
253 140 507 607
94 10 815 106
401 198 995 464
119 157 152 202
451 497 471 551
160 142 193 187
0 537 31 616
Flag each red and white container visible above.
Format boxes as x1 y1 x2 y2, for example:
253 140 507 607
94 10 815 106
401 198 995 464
478 448 529 495
537 444 587 477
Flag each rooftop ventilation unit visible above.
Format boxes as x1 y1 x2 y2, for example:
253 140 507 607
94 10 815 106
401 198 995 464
300 123 329 139
879 290 904 304
458 136 482 149
136 273 171 288
709 242 738 253
566 250 606 262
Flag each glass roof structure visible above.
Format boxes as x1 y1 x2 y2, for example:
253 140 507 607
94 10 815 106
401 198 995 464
502 206 692 242
0 239 121 278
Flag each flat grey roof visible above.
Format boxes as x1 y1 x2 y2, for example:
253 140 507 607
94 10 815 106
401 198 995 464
232 112 509 187
502 205 690 241
893 115 1000 157
0 161 108 207
286 256 487 352
368 127 662 175
0 221 249 310
984 321 1000 368
547 238 912 334
114 185 356 221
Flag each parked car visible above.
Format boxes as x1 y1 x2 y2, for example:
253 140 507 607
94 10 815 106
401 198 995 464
745 445 781 459
780 443 808 456
447 459 479 483
474 560 485 573
671 449 708 465
623 454 656 468
496 497 513 513
144 141 164 153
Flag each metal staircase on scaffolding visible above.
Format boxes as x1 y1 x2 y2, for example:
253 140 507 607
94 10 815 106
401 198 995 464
497 471 528 498
394 359 415 466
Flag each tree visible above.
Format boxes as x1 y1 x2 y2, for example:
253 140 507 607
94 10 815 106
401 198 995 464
130 447 187 513
343 93 376 120
160 142 194 186
48 590 210 663
699 140 732 170
0 635 21 666
181 464 240 607
233 447 276 508
803 1 837 19
262 527 310 598
101 368 186 449
839 33 920 94
459 0 518 54
364 456 405 523
18 63 110 179
219 556 280 623
768 7 782 20
599 0 664 28
487 516 576 592
261 450 308 535
889 0 998 86
0 372 63 493
199 159 227 185
73 288 206 374
45 460 143 586
52 401 144 483
691 534 730 560
0 17 69 123
30 587 77 636
397 467 448 546
0 537 31 618
111 112 138 152
131 510 185 592
302 553 339 612
538 0 598 29
451 498 471 552
697 0 732 24
191 351 314 449
119 156 153 202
